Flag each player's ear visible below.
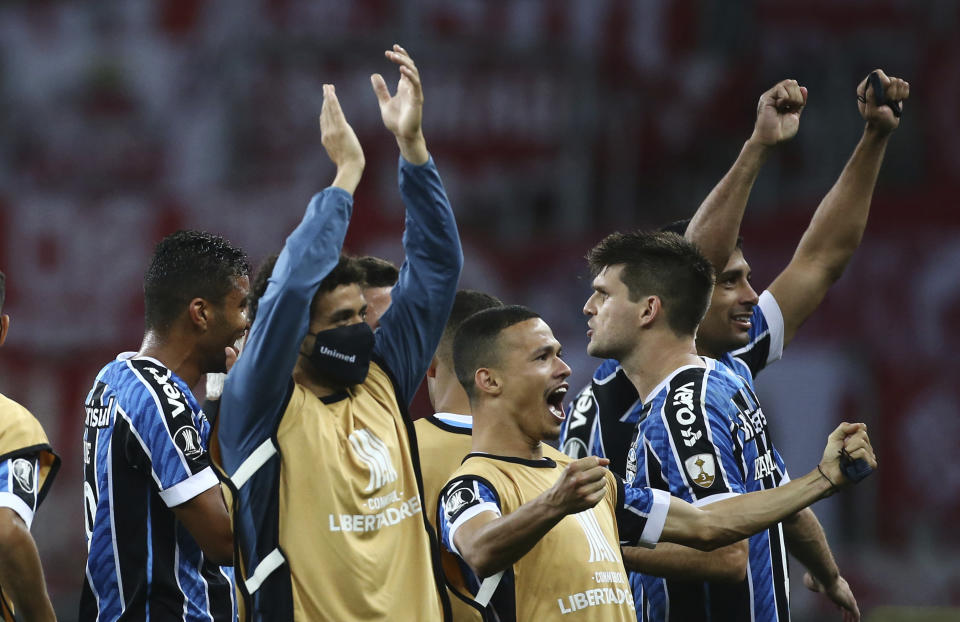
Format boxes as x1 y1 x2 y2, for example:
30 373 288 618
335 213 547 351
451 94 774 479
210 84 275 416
475 367 501 397
188 298 209 330
0 314 9 347
426 356 439 379
638 295 660 328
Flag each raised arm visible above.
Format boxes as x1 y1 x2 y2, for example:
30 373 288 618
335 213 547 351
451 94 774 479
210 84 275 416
768 70 909 348
686 80 807 270
219 85 363 465
447 457 610 578
656 423 876 550
370 45 463 404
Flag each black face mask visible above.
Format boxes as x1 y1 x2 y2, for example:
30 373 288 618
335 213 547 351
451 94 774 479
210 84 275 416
302 322 375 387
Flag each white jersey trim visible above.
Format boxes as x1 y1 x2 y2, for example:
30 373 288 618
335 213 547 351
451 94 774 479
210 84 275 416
159 467 219 507
0 492 34 528
230 438 277 489
637 488 671 548
245 548 285 594
691 491 741 507
448 502 501 557
758 290 784 366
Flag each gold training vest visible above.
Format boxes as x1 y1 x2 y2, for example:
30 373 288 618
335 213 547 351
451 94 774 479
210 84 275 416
0 393 59 621
414 415 484 622
276 363 443 621
449 446 635 621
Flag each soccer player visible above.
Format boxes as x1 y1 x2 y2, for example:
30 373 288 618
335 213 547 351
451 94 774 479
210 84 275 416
438 303 876 622
0 271 60 622
80 232 248 621
563 70 908 621
416 289 503 621
216 45 463 621
355 256 399 330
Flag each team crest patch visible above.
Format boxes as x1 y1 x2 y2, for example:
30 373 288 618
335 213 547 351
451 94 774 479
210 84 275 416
12 458 35 494
684 453 716 488
174 426 204 459
444 481 479 521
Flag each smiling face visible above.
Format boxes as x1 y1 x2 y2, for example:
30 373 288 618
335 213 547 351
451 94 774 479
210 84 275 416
492 318 572 441
199 275 250 373
696 248 759 357
582 264 647 362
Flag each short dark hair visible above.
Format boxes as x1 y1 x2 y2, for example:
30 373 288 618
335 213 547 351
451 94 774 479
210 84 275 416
0 270 6 312
436 290 503 367
310 255 366 317
453 305 540 398
144 231 249 332
587 231 714 336
248 253 279 325
659 218 743 250
355 256 399 288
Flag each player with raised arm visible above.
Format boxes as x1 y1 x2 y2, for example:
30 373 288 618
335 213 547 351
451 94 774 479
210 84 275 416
438 301 875 622
0 271 60 622
563 70 908 621
216 45 462 622
80 233 247 621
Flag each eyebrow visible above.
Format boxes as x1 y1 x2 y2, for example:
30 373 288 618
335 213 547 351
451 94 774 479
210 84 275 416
531 344 561 359
329 307 360 323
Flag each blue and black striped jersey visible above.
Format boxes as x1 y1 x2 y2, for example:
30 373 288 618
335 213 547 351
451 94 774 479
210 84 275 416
80 353 235 622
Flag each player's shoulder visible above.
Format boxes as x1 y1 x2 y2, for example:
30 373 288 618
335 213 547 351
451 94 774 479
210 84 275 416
105 355 194 425
0 392 48 456
649 362 740 420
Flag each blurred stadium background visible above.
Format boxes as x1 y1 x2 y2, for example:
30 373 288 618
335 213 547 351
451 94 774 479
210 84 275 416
1 1 958 620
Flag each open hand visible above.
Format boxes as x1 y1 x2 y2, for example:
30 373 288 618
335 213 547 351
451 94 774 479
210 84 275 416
371 44 428 164
319 84 364 193
804 572 860 622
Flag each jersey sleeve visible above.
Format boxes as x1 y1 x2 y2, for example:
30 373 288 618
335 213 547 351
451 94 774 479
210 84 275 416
373 156 463 406
727 290 785 378
616 477 671 549
438 475 501 557
121 361 219 508
0 454 41 528
219 188 352 470
650 370 747 506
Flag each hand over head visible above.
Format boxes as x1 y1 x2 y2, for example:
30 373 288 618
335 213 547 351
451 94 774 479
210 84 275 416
751 79 808 146
857 69 909 134
319 84 364 192
371 44 429 164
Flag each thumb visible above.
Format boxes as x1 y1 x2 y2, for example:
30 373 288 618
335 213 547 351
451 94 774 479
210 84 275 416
370 73 390 105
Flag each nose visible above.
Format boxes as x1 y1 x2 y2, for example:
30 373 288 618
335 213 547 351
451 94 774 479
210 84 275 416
556 356 572 379
741 282 759 306
583 292 597 316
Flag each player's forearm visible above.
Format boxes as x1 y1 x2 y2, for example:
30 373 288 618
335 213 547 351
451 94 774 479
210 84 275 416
620 540 747 583
686 138 770 270
792 128 890 280
0 514 56 622
331 160 364 194
458 497 565 578
782 507 839 586
663 469 833 550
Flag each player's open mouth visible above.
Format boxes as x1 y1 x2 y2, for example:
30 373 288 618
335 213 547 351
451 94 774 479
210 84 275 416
732 313 752 330
546 384 568 421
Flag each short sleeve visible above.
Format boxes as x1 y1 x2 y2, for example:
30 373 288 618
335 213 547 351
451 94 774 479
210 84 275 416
616 478 671 549
438 476 502 557
0 455 40 528
122 360 219 508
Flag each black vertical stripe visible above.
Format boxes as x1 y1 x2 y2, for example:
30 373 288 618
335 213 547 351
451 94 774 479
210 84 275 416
769 524 790 622
110 417 150 621
149 486 184 622
200 561 234 622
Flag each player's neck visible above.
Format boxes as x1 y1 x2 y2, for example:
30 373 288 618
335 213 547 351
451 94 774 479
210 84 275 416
470 404 543 460
433 388 472 417
136 331 203 388
620 333 703 401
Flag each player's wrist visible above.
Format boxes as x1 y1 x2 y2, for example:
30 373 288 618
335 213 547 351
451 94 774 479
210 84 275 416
397 132 428 165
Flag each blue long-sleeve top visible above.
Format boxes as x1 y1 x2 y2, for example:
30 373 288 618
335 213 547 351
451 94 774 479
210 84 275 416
218 156 463 475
